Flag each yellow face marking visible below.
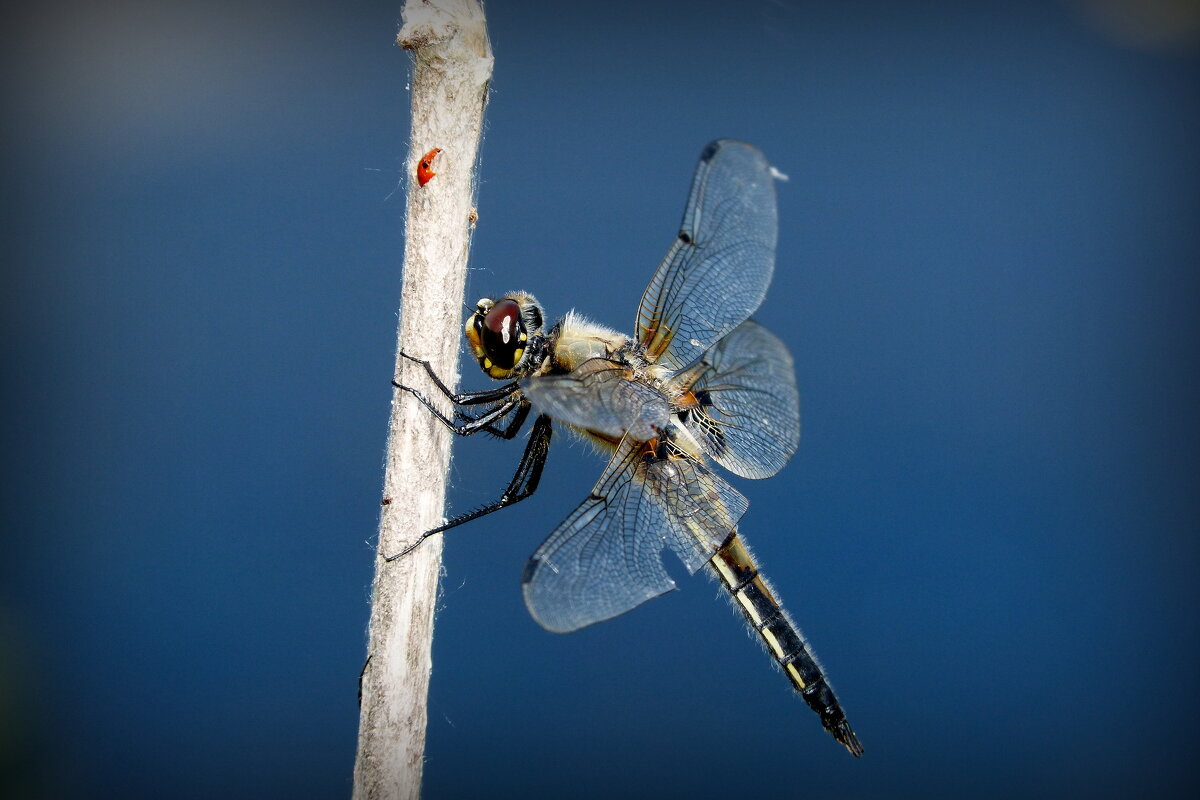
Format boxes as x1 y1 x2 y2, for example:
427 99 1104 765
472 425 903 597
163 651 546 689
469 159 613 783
465 315 484 356
519 331 528 343
761 627 785 659
785 662 807 689
482 357 493 370
512 347 524 364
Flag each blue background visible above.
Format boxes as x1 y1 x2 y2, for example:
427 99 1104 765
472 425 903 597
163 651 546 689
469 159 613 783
3 0 1198 797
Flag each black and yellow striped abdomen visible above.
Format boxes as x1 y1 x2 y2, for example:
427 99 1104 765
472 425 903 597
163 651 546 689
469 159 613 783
708 533 863 757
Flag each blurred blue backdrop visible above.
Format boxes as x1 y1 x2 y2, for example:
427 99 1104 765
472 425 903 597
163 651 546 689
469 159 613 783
3 0 1198 797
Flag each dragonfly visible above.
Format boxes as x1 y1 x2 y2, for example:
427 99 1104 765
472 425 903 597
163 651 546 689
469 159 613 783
389 139 862 756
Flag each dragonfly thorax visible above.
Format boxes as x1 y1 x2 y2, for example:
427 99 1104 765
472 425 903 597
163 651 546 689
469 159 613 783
547 310 630 374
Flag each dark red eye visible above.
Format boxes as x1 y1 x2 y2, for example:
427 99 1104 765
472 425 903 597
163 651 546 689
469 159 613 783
480 299 525 369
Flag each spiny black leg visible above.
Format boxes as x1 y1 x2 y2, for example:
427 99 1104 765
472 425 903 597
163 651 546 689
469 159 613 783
397 351 519 405
393 382 521 436
384 414 553 561
458 400 531 440
425 414 553 531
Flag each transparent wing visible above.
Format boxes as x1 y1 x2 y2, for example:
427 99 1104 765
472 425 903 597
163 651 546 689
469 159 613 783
637 139 779 371
676 320 800 479
520 358 671 441
645 448 750 573
522 437 749 633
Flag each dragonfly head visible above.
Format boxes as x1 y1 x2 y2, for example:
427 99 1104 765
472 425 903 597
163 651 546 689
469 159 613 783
465 292 546 380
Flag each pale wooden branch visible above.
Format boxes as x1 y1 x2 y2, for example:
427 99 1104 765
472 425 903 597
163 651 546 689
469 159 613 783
352 2 492 798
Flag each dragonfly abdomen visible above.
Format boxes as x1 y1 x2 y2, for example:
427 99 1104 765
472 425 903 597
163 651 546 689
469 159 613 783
708 534 864 757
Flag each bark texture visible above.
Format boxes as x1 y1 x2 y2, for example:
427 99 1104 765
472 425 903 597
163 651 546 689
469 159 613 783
353 2 492 798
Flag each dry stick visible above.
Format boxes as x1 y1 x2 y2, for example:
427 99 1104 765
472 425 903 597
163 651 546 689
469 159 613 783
353 2 492 799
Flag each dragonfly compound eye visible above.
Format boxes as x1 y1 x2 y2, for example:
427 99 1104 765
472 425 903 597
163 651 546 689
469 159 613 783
480 298 527 371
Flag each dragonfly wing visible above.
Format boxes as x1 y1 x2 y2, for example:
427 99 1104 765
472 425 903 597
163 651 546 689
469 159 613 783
636 140 779 371
520 359 671 441
522 437 748 633
522 439 676 633
643 449 749 573
677 320 800 479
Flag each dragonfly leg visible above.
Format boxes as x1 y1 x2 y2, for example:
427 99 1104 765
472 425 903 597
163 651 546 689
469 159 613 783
397 351 519 405
384 414 553 561
393 382 522 436
457 399 531 440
